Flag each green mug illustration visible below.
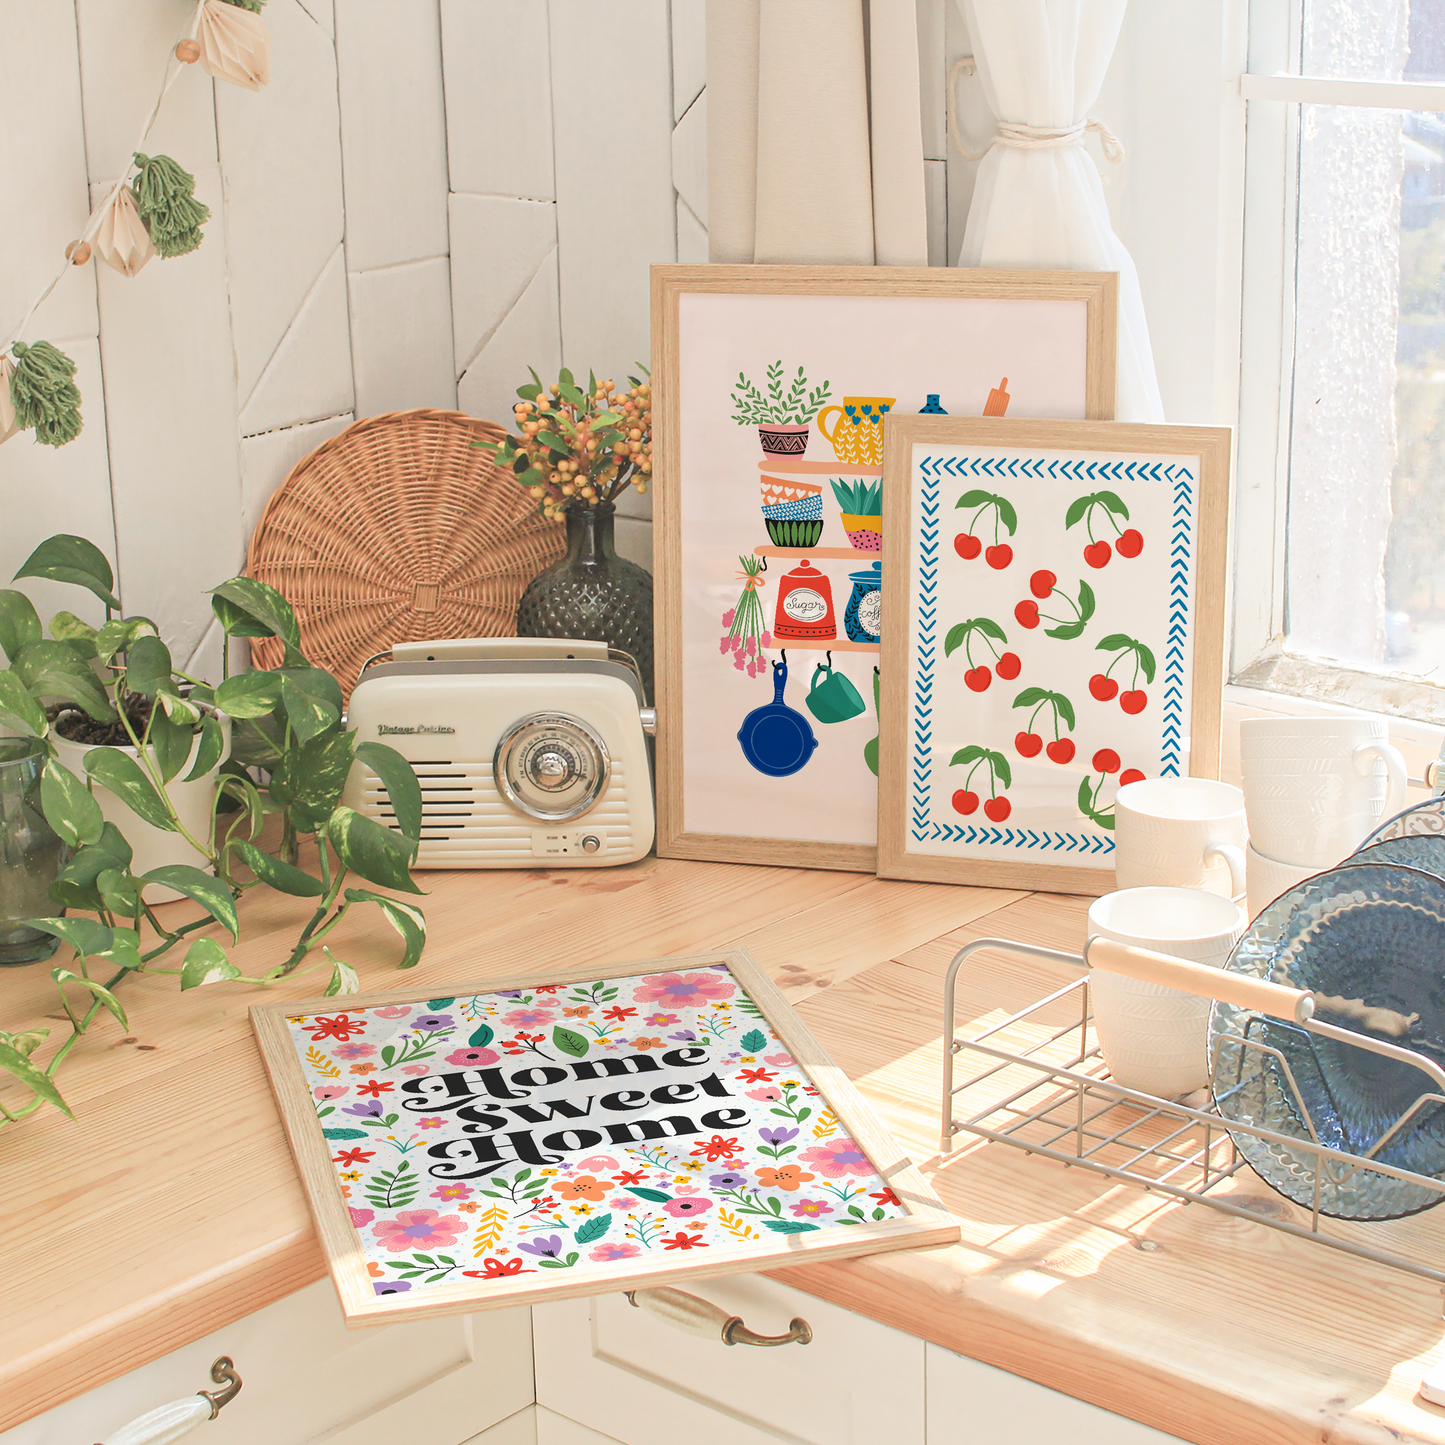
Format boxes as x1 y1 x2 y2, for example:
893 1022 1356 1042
805 662 867 724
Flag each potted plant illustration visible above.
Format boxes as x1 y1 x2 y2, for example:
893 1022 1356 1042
831 478 882 552
730 360 831 457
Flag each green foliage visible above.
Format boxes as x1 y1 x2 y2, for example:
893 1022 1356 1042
730 360 832 427
829 478 882 516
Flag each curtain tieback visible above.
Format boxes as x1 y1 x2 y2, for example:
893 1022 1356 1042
947 57 1125 166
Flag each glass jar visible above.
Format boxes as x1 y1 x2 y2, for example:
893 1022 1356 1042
0 737 68 965
844 560 883 643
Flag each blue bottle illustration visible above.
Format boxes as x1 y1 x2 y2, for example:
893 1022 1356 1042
919 394 948 414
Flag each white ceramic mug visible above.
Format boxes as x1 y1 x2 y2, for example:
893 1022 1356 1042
1244 842 1320 922
1238 717 1407 868
1112 778 1248 900
1087 887 1247 1098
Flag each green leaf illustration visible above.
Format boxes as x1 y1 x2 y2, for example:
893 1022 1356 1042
538 1253 581 1269
1095 633 1135 652
995 498 1018 535
956 488 993 508
553 1024 589 1058
740 1028 767 1052
468 1023 495 1048
943 622 969 658
323 1128 368 1140
1064 494 1092 529
1136 642 1158 683
429 998 456 1009
574 1213 612 1244
764 1219 818 1233
1078 775 1094 815
1044 620 1086 641
1077 580 1096 622
950 744 986 767
991 752 1013 789
629 1186 673 1203
1012 687 1048 708
1097 490 1130 518
973 617 1007 643
1054 693 1076 731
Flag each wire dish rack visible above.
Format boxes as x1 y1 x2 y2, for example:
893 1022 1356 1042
940 937 1445 1290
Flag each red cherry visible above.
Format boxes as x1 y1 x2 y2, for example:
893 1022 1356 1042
983 796 1012 822
1084 540 1112 569
1029 569 1056 599
1120 690 1147 715
995 651 1021 680
1119 768 1146 786
1088 673 1119 702
1014 600 1040 629
1015 731 1043 758
1116 529 1143 559
1046 738 1076 765
1092 748 1121 774
985 544 1013 570
964 666 992 692
952 789 979 815
954 533 982 559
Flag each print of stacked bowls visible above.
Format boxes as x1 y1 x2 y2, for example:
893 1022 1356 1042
760 476 823 547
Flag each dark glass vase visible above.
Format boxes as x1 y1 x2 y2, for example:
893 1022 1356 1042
516 500 654 702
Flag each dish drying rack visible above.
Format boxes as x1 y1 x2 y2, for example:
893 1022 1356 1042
940 936 1445 1292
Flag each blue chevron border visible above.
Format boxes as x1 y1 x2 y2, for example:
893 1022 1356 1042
1161 464 1194 777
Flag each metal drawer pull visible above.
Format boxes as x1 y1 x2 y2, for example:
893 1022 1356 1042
626 1287 812 1346
98 1358 242 1445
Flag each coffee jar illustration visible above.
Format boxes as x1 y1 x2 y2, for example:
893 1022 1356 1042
844 560 882 643
774 559 837 642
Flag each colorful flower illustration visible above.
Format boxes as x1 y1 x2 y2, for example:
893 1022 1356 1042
445 1046 500 1067
759 1126 798 1146
502 1008 555 1028
661 1232 708 1249
466 1257 534 1278
356 1080 395 1098
632 972 736 1008
763 1053 794 1067
372 1210 466 1253
555 1176 607 1201
663 1197 713 1217
314 1085 348 1100
418 1117 444 1129
335 1042 375 1060
645 1012 680 1027
333 1148 375 1166
871 1188 901 1206
432 1183 474 1201
372 1006 412 1019
790 1198 834 1218
710 1171 748 1189
402 1064 430 1076
746 1086 783 1102
413 1014 456 1031
631 1036 664 1050
349 1207 375 1228
613 1169 646 1186
343 1099 383 1118
307 1014 366 1042
516 1234 567 1259
579 1155 618 1171
754 1165 815 1190
349 1063 376 1075
604 1006 638 1021
374 1280 412 1295
799 1137 871 1178
610 1194 641 1210
590 1242 642 1262
739 1067 776 1083
691 1134 742 1161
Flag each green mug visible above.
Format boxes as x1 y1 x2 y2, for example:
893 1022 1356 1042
805 663 866 724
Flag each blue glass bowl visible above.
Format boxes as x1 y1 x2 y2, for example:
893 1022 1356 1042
1210 862 1445 1219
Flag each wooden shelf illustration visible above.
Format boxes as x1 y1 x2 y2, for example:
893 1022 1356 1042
766 637 879 653
757 459 883 476
753 546 880 560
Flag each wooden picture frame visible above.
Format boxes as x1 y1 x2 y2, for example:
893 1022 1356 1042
252 948 957 1325
652 264 1119 872
877 417 1232 893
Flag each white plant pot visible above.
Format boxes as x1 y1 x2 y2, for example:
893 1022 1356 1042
52 719 230 904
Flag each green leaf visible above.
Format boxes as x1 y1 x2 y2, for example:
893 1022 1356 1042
534 430 570 454
0 590 42 662
214 671 283 719
1078 775 1095 815
142 866 238 940
354 742 423 849
148 705 194 784
0 1038 73 1118
15 641 115 720
1064 494 1093 530
94 616 158 663
49 610 98 659
956 489 993 508
83 747 175 831
1136 643 1157 684
233 839 325 896
323 948 360 997
1012 687 1048 708
764 1219 818 1234
22 916 113 957
49 829 132 911
949 745 986 767
14 535 120 609
557 382 586 410
468 1023 494 1047
52 968 128 1029
1095 633 1135 653
1096 490 1130 519
995 497 1018 535
943 622 970 658
270 728 354 834
327 806 424 895
1077 580 1096 623
558 366 574 386
552 1024 589 1058
209 577 301 648
323 1128 368 1140
278 668 342 745
973 617 1007 643
628 1186 672 1203
991 752 1013 789
123 634 173 698
183 714 225 782
1054 694 1076 731
343 888 426 968
1044 620 1086 642
40 759 103 848
573 1213 611 1244
516 382 543 401
179 937 241 989
0 669 48 737
740 1028 767 1052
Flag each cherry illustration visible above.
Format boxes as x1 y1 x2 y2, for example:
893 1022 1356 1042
1015 731 1043 758
954 533 982 560
953 789 979 815
995 651 1021 681
1030 569 1056 599
985 544 1013 570
1014 600 1040 629
1120 768 1146 786
1089 674 1119 702
964 666 992 692
1092 748 1121 774
983 796 1012 822
1046 738 1076 765
1083 540 1112 569
1120 690 1147 715
1116 529 1143 559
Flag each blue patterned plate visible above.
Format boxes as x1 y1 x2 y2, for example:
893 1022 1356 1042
1344 833 1445 882
1210 862 1445 1220
1359 796 1445 849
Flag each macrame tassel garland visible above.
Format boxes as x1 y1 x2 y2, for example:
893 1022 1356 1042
132 153 210 258
218 0 265 9
9 341 83 448
0 357 19 447
197 0 271 90
93 186 156 278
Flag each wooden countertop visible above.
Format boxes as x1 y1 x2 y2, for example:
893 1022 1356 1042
3 857 1445 1444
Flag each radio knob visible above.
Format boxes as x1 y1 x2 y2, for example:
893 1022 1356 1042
529 749 573 790
580 835 601 853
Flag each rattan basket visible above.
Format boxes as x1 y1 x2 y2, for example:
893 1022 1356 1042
246 409 564 700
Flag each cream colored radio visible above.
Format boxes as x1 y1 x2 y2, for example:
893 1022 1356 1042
342 637 655 868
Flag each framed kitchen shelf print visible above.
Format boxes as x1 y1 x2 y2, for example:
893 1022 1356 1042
877 417 1231 893
652 264 1119 871
251 949 958 1324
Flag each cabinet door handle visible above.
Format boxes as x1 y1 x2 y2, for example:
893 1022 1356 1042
626 1288 813 1347
98 1358 243 1445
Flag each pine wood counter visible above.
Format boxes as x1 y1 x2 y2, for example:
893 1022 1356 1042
2 858 1444 1444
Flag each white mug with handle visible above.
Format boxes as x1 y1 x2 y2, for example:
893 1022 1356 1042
1113 777 1248 901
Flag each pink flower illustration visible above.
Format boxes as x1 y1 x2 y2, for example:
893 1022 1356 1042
335 1042 375 1060
373 1006 412 1019
402 1063 430 1076
631 972 736 1009
314 1085 348 1100
609 1194 641 1210
789 1198 834 1218
746 1085 783 1102
673 1181 700 1195
418 1117 444 1129
661 1196 713 1217
432 1182 474 1201
445 1046 500 1067
579 1154 619 1171
502 1007 555 1028
644 1012 680 1027
798 1137 872 1179
590 1242 642 1262
348 1207 375 1228
372 1210 466 1253
763 1053 794 1067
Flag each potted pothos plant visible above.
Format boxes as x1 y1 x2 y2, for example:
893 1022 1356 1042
730 360 832 457
0 535 428 1131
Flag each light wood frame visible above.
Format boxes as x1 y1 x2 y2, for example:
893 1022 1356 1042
652 264 1119 872
252 947 958 1326
877 417 1233 893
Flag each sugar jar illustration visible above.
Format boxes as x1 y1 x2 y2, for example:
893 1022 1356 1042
773 559 837 642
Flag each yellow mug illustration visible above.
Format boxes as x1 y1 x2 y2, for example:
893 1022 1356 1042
816 395 896 467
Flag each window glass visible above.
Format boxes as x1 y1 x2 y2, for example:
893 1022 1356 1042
1301 0 1445 79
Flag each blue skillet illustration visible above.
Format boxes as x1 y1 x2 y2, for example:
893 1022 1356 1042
737 659 819 777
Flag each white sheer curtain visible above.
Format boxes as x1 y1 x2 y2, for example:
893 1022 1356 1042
955 0 1164 422
707 0 928 267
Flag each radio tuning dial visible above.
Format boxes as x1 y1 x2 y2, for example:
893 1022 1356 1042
529 749 574 790
494 712 610 822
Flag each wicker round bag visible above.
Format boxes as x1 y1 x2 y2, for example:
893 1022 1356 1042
247 409 564 700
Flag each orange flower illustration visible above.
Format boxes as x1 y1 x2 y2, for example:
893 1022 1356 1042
754 1165 815 1191
554 1174 608 1201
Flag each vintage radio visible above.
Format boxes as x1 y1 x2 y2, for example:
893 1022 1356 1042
342 637 654 867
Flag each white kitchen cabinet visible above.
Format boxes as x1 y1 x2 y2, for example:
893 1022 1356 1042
532 1275 927 1445
2 1280 534 1445
925 1342 1187 1444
